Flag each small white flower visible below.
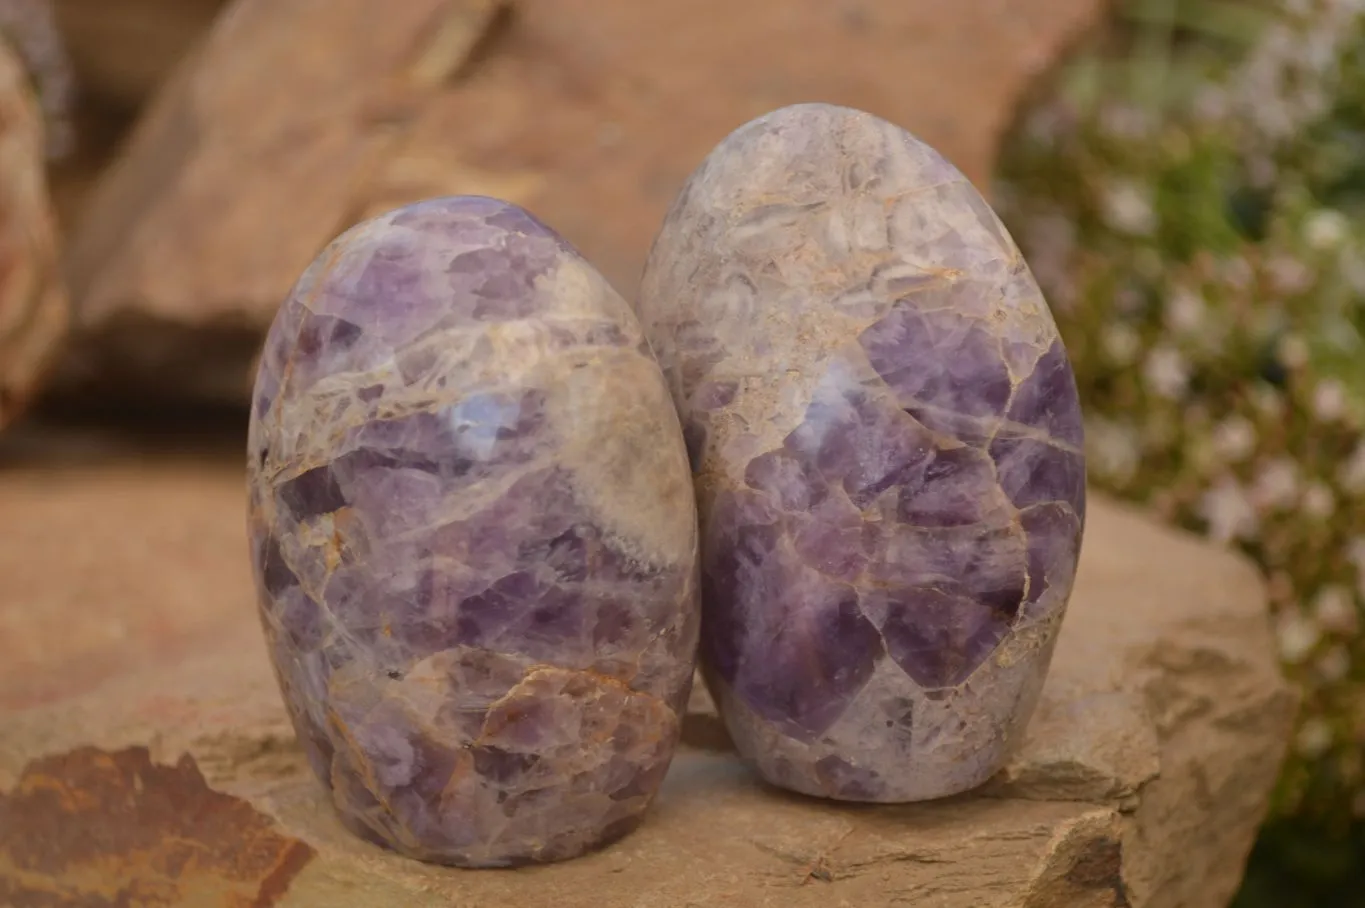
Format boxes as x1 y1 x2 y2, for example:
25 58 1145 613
1249 387 1286 421
1312 379 1349 421
1277 610 1321 664
1023 212 1079 311
1313 585 1359 635
1024 103 1075 144
1339 443 1365 493
1305 209 1351 251
1165 286 1206 335
1101 323 1142 366
1347 537 1365 573
1266 255 1314 295
1143 345 1190 399
1199 477 1259 545
1114 285 1146 316
1100 180 1158 237
1302 481 1337 519
1211 415 1258 463
1193 85 1229 121
1098 103 1152 140
1251 458 1300 511
1024 211 1076 261
1278 334 1311 370
1301 24 1339 71
1087 419 1141 483
1295 718 1334 758
1219 256 1255 291
1317 645 1352 682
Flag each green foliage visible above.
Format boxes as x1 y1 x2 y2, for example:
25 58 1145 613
1235 816 1365 907
996 0 1365 898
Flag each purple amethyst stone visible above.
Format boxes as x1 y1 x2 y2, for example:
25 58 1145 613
247 196 700 866
638 104 1086 802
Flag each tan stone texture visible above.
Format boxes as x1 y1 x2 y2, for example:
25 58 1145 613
0 433 1295 907
60 0 1106 400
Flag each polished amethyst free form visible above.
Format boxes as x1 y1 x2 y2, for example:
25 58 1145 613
247 197 700 866
638 104 1086 802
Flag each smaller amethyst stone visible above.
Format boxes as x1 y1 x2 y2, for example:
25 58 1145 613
247 197 700 866
638 104 1086 802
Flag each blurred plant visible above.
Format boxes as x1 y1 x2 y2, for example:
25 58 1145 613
0 0 72 159
996 0 1365 901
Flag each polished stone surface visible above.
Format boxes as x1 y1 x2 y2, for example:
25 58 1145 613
638 104 1085 802
247 196 700 866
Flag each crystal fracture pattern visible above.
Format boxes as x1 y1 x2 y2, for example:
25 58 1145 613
638 105 1086 802
247 197 700 866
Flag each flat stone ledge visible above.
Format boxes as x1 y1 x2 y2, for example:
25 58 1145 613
0 452 1296 908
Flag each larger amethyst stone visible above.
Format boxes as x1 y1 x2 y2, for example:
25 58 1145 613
638 104 1085 802
247 197 700 866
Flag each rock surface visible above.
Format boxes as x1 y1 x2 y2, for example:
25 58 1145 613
40 0 227 232
59 0 1107 402
0 438 1295 906
639 104 1085 803
0 37 69 431
52 0 227 113
248 197 699 867
0 428 249 711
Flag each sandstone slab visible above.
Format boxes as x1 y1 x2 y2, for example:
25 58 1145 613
0 441 1295 907
0 38 68 431
60 0 1106 401
52 0 227 114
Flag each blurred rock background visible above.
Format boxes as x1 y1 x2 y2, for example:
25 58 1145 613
0 0 1359 904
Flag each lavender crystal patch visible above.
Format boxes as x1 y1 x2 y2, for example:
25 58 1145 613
639 103 1086 803
247 196 699 867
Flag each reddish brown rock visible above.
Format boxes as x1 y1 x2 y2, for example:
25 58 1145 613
0 37 68 430
61 0 1106 402
0 746 314 907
